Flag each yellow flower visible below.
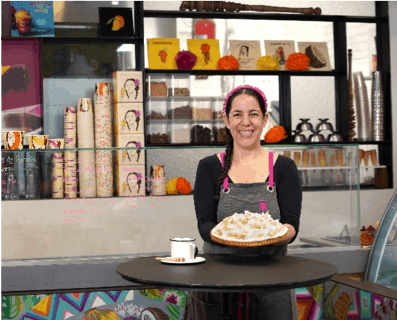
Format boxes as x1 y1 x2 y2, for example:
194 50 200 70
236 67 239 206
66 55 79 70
166 177 179 195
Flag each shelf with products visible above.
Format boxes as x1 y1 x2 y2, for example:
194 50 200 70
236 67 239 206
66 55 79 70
1 144 387 202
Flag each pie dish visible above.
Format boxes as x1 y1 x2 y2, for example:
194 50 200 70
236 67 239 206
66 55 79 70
210 211 288 247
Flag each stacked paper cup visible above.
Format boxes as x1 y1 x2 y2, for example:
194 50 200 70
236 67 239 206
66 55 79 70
64 106 78 198
77 98 97 198
49 138 64 199
94 83 113 197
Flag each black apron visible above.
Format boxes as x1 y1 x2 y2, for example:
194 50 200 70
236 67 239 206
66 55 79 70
186 152 298 319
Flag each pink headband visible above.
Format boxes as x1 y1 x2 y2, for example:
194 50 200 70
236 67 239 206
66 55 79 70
223 85 267 114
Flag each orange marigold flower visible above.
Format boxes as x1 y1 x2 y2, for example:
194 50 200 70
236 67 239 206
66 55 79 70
286 53 310 71
217 55 240 70
176 177 193 195
264 125 288 143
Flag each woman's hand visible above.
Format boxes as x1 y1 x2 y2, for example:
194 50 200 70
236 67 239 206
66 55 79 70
274 223 296 245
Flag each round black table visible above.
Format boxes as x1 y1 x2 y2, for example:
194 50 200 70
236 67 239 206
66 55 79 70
117 254 337 319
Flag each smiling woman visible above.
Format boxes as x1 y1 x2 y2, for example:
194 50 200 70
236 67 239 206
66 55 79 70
188 85 303 319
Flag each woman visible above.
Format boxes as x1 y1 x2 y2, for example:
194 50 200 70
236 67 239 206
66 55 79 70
123 141 142 164
187 85 302 319
125 172 142 195
122 109 141 133
122 78 140 101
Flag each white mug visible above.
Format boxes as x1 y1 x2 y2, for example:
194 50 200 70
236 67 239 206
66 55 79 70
170 237 198 261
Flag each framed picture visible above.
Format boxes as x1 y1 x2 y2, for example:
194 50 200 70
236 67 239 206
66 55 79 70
2 39 43 145
99 7 134 37
298 42 332 71
147 38 180 70
264 41 296 71
10 1 54 37
187 39 220 70
229 40 262 70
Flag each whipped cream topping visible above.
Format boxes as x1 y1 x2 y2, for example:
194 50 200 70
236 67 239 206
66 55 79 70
211 211 288 242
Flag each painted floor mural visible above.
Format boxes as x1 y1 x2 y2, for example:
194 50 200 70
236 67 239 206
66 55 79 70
2 286 396 320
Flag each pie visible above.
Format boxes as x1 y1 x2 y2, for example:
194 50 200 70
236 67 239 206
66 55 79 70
210 211 288 247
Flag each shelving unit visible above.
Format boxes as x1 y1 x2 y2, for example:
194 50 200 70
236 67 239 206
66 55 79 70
1 1 392 191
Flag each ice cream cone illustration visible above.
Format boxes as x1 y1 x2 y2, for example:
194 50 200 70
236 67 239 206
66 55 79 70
201 43 210 65
159 48 168 63
318 151 326 167
330 155 336 167
369 150 377 166
363 151 369 166
336 150 344 167
293 152 301 167
302 151 309 167
311 152 317 167
283 151 291 159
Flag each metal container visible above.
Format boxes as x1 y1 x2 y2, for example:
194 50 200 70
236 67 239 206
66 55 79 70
296 119 314 132
371 71 384 141
292 130 307 143
315 118 334 132
309 131 326 143
328 131 343 142
353 71 372 141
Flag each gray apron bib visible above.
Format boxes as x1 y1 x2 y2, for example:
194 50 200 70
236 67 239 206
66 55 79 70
186 152 298 320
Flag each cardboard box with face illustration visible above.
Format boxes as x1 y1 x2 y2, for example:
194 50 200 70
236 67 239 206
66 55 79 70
114 102 144 134
116 164 146 196
116 133 145 166
113 71 143 103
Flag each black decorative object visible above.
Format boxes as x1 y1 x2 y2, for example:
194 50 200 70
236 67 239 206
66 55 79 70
99 7 134 37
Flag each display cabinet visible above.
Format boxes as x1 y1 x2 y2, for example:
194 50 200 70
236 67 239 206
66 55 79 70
365 189 397 289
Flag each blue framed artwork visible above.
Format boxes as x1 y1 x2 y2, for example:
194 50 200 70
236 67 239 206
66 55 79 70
11 1 55 37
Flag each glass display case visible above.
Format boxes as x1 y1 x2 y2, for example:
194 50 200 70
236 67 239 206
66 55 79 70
365 189 397 289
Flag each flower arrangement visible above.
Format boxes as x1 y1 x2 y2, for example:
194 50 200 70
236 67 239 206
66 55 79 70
256 55 279 70
136 172 143 180
175 50 197 70
135 110 140 117
166 177 193 195
286 53 310 71
135 142 142 148
264 125 288 143
134 79 140 86
217 55 239 70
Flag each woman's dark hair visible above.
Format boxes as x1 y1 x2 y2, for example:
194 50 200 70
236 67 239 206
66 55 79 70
126 172 142 193
124 109 140 131
214 87 267 201
126 141 141 163
124 78 140 100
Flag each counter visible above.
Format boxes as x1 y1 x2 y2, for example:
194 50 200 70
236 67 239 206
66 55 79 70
2 246 370 295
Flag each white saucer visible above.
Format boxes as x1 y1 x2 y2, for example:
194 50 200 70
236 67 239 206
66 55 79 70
160 257 206 265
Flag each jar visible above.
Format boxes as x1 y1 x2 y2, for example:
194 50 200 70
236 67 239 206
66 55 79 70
147 121 169 144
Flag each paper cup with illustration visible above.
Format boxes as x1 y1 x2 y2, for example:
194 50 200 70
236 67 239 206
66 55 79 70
3 131 24 149
28 135 49 149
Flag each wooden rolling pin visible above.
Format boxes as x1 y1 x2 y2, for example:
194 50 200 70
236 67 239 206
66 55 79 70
180 1 322 15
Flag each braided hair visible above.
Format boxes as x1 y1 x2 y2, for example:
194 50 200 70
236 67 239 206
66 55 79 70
214 87 267 201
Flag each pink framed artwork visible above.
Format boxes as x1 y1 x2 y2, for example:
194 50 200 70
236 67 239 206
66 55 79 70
2 39 43 145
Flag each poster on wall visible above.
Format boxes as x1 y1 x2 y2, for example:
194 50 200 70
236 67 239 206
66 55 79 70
2 39 43 145
298 42 332 71
10 1 55 37
229 40 262 70
99 7 134 37
264 40 295 71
